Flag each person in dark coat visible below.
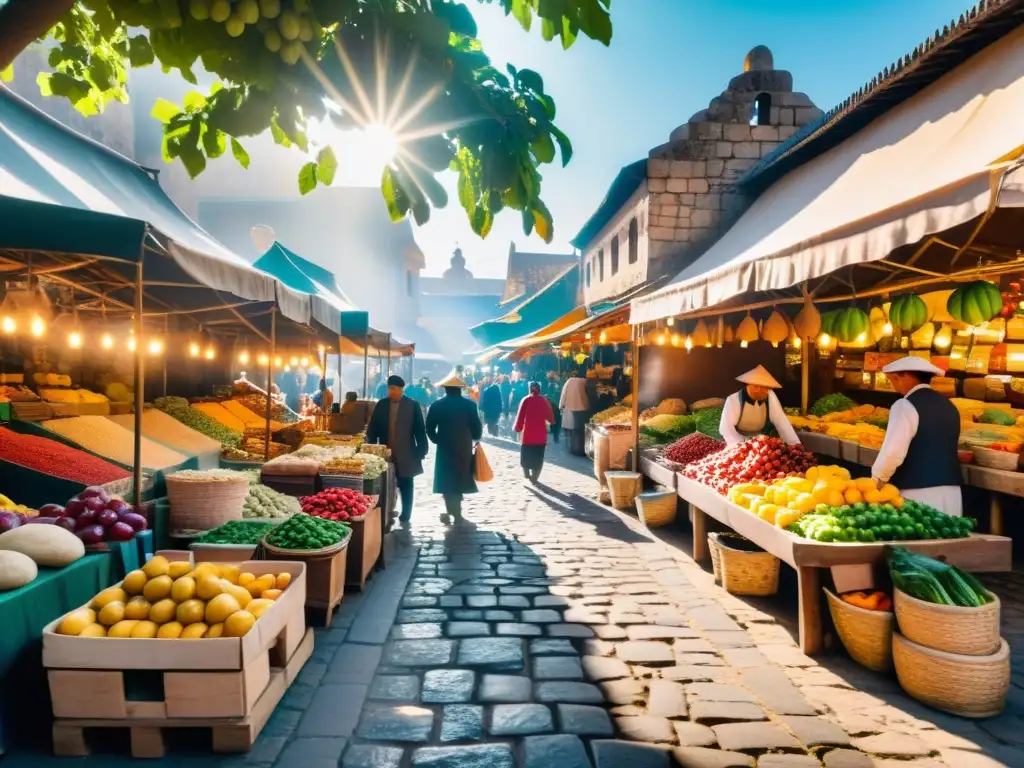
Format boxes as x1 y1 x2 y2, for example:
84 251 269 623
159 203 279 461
480 382 503 436
426 370 483 524
366 375 429 525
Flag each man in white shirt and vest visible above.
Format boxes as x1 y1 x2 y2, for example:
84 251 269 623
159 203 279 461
720 366 801 446
872 357 962 516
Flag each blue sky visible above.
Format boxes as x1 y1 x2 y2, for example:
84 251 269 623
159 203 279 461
416 0 974 277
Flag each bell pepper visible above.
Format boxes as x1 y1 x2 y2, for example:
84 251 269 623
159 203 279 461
841 590 889 610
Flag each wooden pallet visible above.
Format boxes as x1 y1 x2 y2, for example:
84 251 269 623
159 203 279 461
51 627 312 759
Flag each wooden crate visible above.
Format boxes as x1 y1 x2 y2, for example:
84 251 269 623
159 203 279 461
346 506 382 591
51 627 313 759
264 544 348 627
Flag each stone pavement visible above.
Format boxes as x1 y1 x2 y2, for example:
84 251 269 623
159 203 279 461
8 438 1023 767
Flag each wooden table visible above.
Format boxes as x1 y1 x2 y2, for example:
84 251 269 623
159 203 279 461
639 455 678 491
676 475 1012 655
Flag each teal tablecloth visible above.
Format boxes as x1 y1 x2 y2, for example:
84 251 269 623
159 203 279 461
0 553 117 753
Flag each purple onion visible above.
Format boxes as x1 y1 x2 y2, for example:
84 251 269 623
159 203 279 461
64 498 87 517
96 508 118 528
106 521 135 542
38 503 65 517
76 524 105 544
118 511 148 532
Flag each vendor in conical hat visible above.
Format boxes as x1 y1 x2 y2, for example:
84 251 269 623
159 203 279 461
719 365 801 447
872 357 962 516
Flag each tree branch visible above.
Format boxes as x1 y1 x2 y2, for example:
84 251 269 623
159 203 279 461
0 0 74 70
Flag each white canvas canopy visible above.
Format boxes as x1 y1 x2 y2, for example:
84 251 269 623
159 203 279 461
631 24 1024 325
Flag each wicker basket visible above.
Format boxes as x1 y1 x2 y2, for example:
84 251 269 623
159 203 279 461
708 533 722 584
894 588 1001 656
593 431 610 485
893 632 1010 718
636 488 677 527
708 532 779 596
825 589 894 672
606 471 641 510
166 473 249 531
972 446 1018 471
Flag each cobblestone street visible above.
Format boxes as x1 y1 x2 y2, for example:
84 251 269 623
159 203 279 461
9 438 1024 767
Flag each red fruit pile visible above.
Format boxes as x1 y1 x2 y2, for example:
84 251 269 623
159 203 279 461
663 433 725 466
682 435 817 494
299 488 370 522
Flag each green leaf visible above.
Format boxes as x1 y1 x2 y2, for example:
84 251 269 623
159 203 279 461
532 200 554 243
517 68 544 94
540 18 556 41
521 208 535 237
0 64 12 83
550 125 573 166
183 91 207 111
151 97 182 123
269 118 292 148
178 130 207 178
298 161 318 195
510 0 532 31
560 17 578 49
381 166 410 222
418 172 449 208
531 132 556 164
88 59 114 91
202 127 226 158
578 0 612 45
230 138 250 169
128 35 155 67
315 146 338 185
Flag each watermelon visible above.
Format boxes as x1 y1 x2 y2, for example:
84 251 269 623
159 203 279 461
820 310 839 337
947 281 1002 326
831 307 871 343
889 293 929 333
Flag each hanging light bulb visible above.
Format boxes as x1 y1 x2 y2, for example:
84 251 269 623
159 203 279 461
284 364 291 372
204 346 216 360
856 332 867 344
274 356 283 367
68 331 82 349
1 316 15 334
705 342 712 348
599 330 607 344
882 322 893 336
239 351 250 364
818 333 831 347
30 316 45 337
684 336 693 351
740 340 749 348
666 317 675 327
793 336 802 349
257 353 269 365
934 324 953 350
585 331 592 340
101 333 113 350
290 356 299 366
189 342 201 357
300 356 309 367
149 339 163 355
127 336 137 352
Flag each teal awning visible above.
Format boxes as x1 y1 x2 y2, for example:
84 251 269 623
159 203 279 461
469 263 580 347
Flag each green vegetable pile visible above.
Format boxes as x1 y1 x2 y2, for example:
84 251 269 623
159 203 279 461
265 513 350 551
694 406 724 441
787 498 975 542
978 409 1016 427
809 393 856 417
195 520 273 545
640 415 695 444
244 483 300 519
888 547 994 607
154 396 242 447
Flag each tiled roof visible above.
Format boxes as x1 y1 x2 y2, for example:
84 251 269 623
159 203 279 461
742 0 1024 191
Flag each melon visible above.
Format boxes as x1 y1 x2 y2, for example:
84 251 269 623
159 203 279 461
830 307 871 343
947 281 1002 327
889 293 929 333
820 309 839 338
0 525 85 567
0 550 37 591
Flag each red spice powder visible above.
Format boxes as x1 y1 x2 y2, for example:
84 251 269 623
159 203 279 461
0 427 129 485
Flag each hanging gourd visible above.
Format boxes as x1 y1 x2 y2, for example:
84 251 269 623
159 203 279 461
793 294 821 339
690 319 711 347
761 310 789 347
736 314 759 343
947 281 1002 327
831 307 872 343
723 323 735 343
889 293 930 333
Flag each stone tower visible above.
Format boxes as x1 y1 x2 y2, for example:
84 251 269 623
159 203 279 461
443 246 474 280
645 46 823 271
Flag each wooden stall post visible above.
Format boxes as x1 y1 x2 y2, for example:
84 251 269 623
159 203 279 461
336 339 342 398
801 338 810 415
690 503 708 562
162 314 169 398
386 334 391 379
797 566 823 655
362 335 369 398
133 255 145 510
630 323 641 472
264 308 276 462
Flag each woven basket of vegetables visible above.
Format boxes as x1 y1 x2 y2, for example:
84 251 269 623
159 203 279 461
825 589 893 672
893 633 1010 718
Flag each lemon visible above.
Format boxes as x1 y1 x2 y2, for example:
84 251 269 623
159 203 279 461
157 621 184 639
261 588 282 601
238 572 256 587
247 598 274 619
205 593 242 625
180 622 209 639
177 599 206 626
92 587 127 610
223 583 252 609
194 563 221 581
168 561 193 579
171 576 197 603
247 574 276 598
143 575 173 602
149 598 177 625
220 565 240 585
98 602 126 627
131 621 159 639
142 555 169 579
205 622 225 638
196 574 224 601
274 572 291 590
57 608 97 636
108 620 139 638
223 610 256 637
79 623 107 638
124 596 151 621
122 570 148 595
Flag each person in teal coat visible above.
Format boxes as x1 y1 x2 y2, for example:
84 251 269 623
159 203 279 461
426 370 483 524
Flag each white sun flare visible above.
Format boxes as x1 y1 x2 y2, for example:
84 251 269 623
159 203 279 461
307 119 399 187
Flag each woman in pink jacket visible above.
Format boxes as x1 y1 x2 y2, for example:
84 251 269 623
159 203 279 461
514 381 555 482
